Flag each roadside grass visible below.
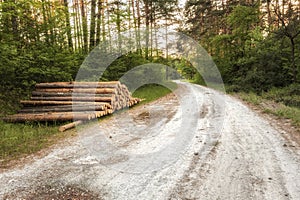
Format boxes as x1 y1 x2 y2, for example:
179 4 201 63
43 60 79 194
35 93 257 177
238 92 263 106
264 105 300 127
236 91 300 128
0 82 177 166
132 82 177 104
262 84 300 108
0 121 71 166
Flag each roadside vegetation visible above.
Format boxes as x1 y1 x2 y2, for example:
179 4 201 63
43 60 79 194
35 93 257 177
235 84 300 129
133 82 177 104
183 1 300 131
0 121 63 166
1 1 299 165
0 83 176 167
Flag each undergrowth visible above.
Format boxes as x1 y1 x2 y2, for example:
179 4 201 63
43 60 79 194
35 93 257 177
236 89 300 128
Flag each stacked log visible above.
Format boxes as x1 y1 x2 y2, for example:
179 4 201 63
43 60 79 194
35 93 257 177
4 81 141 131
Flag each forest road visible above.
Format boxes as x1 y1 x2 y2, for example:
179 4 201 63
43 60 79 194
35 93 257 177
0 81 300 200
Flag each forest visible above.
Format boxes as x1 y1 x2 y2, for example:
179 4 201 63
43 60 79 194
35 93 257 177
0 0 299 115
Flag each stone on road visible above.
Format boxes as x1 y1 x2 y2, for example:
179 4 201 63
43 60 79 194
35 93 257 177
0 82 299 200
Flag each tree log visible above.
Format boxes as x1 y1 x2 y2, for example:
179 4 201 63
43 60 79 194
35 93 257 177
31 96 114 102
20 100 111 107
35 81 121 88
4 111 108 122
35 88 116 94
19 105 107 113
32 91 114 97
59 120 83 132
6 81 141 124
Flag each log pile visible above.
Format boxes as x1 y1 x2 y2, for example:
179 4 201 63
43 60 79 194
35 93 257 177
4 81 141 131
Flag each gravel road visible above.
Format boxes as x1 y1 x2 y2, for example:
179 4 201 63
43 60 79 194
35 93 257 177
0 82 299 200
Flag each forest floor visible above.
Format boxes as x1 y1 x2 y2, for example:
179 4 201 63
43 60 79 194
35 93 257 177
0 81 299 200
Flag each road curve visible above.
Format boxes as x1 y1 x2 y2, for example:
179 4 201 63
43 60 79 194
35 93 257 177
0 82 299 200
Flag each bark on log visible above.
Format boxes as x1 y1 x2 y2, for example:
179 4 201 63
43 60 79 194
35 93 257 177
59 120 83 132
6 81 141 127
32 91 114 97
36 81 121 88
35 88 116 94
19 105 107 113
31 96 114 102
21 100 111 107
4 111 108 122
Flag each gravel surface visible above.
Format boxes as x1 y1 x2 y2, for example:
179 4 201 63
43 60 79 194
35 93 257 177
0 82 299 200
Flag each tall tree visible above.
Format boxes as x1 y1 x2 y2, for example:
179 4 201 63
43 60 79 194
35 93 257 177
80 0 88 53
89 0 97 50
144 0 150 59
96 0 103 46
64 0 73 50
136 0 142 54
274 2 300 82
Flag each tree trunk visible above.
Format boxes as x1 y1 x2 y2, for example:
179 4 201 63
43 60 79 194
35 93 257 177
4 111 108 122
107 1 112 52
75 0 83 52
102 0 106 43
150 0 153 59
290 37 297 82
72 0 78 51
64 0 73 51
80 0 88 53
32 91 115 97
59 121 83 132
46 0 55 45
90 0 96 50
41 0 49 44
165 21 168 80
31 96 115 102
136 0 142 54
20 100 112 106
116 1 122 51
35 81 120 88
276 0 280 28
34 88 116 94
96 0 102 46
127 0 132 50
144 0 150 60
19 105 107 113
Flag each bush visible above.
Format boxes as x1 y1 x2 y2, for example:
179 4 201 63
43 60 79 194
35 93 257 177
263 84 300 107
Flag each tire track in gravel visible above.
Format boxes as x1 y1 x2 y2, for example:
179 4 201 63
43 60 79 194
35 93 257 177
0 82 299 200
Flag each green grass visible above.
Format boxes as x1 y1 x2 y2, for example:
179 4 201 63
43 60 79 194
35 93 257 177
0 121 67 166
266 105 300 127
236 92 300 128
0 82 177 166
262 84 300 107
133 82 177 104
238 92 263 105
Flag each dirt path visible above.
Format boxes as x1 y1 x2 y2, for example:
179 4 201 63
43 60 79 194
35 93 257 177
0 82 299 200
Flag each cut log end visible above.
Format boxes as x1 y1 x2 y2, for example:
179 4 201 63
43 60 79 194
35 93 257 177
6 81 142 131
59 120 83 132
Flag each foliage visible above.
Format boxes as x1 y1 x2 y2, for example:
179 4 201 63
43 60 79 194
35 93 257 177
0 0 85 115
0 0 183 115
262 84 300 107
238 91 263 105
102 52 150 81
185 1 300 93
